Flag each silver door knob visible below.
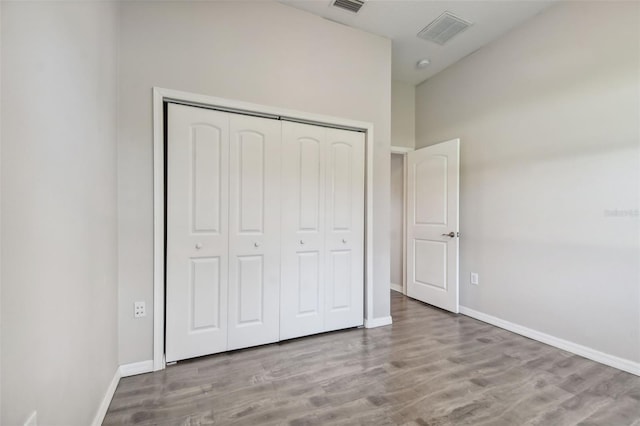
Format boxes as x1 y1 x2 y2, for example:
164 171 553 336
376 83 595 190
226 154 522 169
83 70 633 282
342 239 347 244
442 232 455 238
300 240 305 245
195 243 203 249
254 242 260 248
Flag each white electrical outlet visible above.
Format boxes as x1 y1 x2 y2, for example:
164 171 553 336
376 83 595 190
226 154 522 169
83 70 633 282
470 272 479 285
134 301 146 318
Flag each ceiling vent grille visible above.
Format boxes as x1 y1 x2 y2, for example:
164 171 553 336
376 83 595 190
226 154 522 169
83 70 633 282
417 12 472 45
332 0 365 14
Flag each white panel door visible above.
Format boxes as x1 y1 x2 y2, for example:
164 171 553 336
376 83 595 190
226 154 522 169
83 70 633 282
227 114 281 350
406 139 460 313
280 122 326 340
324 128 365 331
166 104 229 362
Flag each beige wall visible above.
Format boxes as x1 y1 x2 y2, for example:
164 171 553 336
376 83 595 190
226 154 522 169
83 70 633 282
1 2 119 425
0 3 3 421
416 2 640 363
117 1 392 364
391 80 415 149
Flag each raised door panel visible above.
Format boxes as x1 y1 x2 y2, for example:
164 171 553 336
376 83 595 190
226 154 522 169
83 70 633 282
297 252 322 316
166 104 229 362
237 132 265 233
414 156 448 226
280 122 326 340
227 115 281 350
236 255 264 324
190 257 222 330
413 239 447 290
329 142 353 231
299 138 322 232
327 250 351 311
324 128 365 331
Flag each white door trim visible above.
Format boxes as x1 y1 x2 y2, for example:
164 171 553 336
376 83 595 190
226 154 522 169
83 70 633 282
402 152 408 295
152 87 375 371
390 145 413 154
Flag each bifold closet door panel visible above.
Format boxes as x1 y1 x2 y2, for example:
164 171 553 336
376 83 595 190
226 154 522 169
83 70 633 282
166 103 365 361
280 122 326 340
227 115 282 350
166 104 230 363
324 128 365 331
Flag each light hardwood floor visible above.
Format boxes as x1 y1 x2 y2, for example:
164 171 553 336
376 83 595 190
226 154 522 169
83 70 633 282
104 292 640 425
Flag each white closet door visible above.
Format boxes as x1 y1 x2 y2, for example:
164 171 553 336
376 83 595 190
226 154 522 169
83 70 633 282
166 104 229 363
324 128 365 331
227 115 281 350
280 122 326 340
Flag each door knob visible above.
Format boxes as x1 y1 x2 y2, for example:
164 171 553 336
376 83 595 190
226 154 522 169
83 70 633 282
254 242 260 248
342 239 347 244
300 240 305 245
442 232 455 238
195 243 203 249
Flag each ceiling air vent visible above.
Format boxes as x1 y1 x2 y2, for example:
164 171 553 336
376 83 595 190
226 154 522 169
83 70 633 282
332 0 365 14
417 12 472 45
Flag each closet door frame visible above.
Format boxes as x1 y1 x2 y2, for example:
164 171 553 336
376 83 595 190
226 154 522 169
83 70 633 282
152 87 376 372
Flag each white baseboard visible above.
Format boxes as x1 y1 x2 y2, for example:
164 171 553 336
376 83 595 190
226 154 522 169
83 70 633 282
365 316 393 328
459 306 640 377
91 367 121 426
119 360 154 377
390 283 403 293
89 360 154 425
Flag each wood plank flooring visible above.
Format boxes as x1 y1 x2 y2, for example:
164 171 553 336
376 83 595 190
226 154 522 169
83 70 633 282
104 292 640 425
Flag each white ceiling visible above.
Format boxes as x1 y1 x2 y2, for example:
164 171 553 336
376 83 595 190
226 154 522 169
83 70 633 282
279 0 554 86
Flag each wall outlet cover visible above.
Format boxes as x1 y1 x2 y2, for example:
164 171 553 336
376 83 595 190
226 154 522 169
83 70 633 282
134 301 146 318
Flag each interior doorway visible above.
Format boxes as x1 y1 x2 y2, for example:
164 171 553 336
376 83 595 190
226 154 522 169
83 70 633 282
389 140 460 313
390 151 406 294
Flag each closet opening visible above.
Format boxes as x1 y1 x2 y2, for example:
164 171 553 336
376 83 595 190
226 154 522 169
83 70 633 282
152 87 377 370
